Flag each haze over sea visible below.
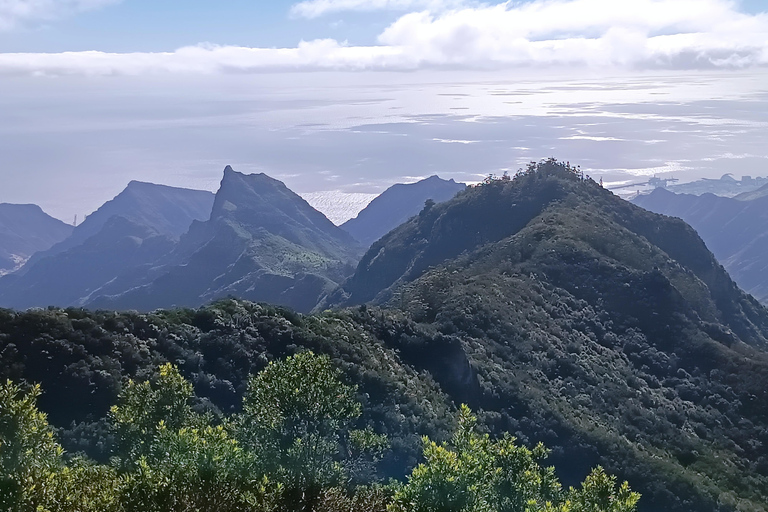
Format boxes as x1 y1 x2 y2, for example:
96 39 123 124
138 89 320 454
2 68 767 224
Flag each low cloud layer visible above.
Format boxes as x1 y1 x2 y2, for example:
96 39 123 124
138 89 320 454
1 0 767 74
0 0 119 30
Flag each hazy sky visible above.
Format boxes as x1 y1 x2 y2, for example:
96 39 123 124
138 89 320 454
1 0 767 223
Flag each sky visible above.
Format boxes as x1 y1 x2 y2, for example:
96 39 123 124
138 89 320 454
1 0 767 223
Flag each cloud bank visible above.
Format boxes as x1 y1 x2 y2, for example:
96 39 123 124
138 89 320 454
1 0 767 74
0 0 119 30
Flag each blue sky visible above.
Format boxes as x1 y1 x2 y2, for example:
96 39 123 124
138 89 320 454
1 0 765 53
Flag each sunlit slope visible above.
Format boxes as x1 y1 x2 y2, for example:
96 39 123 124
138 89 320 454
330 160 768 511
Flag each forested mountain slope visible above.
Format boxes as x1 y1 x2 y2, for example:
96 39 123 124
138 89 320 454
634 187 768 303
3 161 768 511
327 159 768 511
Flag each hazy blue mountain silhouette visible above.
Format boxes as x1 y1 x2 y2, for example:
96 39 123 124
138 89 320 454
0 204 73 275
341 175 465 247
0 182 214 308
634 188 768 303
18 181 214 274
90 167 362 312
0 216 175 309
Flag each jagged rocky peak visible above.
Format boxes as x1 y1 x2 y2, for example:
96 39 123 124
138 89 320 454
211 166 347 237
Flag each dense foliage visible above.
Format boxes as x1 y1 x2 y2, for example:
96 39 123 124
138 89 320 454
2 160 768 511
1 353 637 512
330 159 768 511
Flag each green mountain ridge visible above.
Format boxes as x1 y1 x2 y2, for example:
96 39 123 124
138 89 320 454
328 159 768 510
2 160 768 512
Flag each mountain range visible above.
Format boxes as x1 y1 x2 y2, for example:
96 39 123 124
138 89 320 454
0 203 73 275
0 182 215 309
89 167 363 312
0 169 468 313
634 187 768 303
4 160 768 512
18 180 215 272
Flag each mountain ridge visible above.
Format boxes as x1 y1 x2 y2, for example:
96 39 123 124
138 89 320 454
323 159 768 510
633 187 768 303
0 203 73 275
17 180 214 275
341 174 465 247
89 167 363 313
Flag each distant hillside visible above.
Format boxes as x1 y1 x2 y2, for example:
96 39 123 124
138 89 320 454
18 180 214 273
341 175 465 247
734 181 768 201
90 167 363 313
634 188 768 303
0 216 175 309
0 204 72 275
668 174 768 197
0 182 215 309
326 159 768 511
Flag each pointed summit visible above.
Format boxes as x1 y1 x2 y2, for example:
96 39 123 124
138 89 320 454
90 169 362 313
211 167 354 247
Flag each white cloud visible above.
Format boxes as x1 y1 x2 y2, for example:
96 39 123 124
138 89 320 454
0 40 411 75
1 0 767 74
290 0 466 19
0 0 119 30
377 0 768 68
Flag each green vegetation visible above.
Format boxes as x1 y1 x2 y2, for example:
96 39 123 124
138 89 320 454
1 353 636 512
3 160 768 511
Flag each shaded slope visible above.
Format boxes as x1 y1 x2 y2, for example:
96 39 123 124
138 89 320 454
634 188 768 303
92 167 363 313
0 300 455 475
341 175 465 247
19 180 214 273
330 160 768 511
734 181 768 201
0 204 73 274
0 216 175 309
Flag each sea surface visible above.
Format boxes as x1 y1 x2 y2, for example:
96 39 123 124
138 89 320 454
1 69 767 223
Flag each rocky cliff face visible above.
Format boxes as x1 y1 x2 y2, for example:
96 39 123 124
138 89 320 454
90 167 363 312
